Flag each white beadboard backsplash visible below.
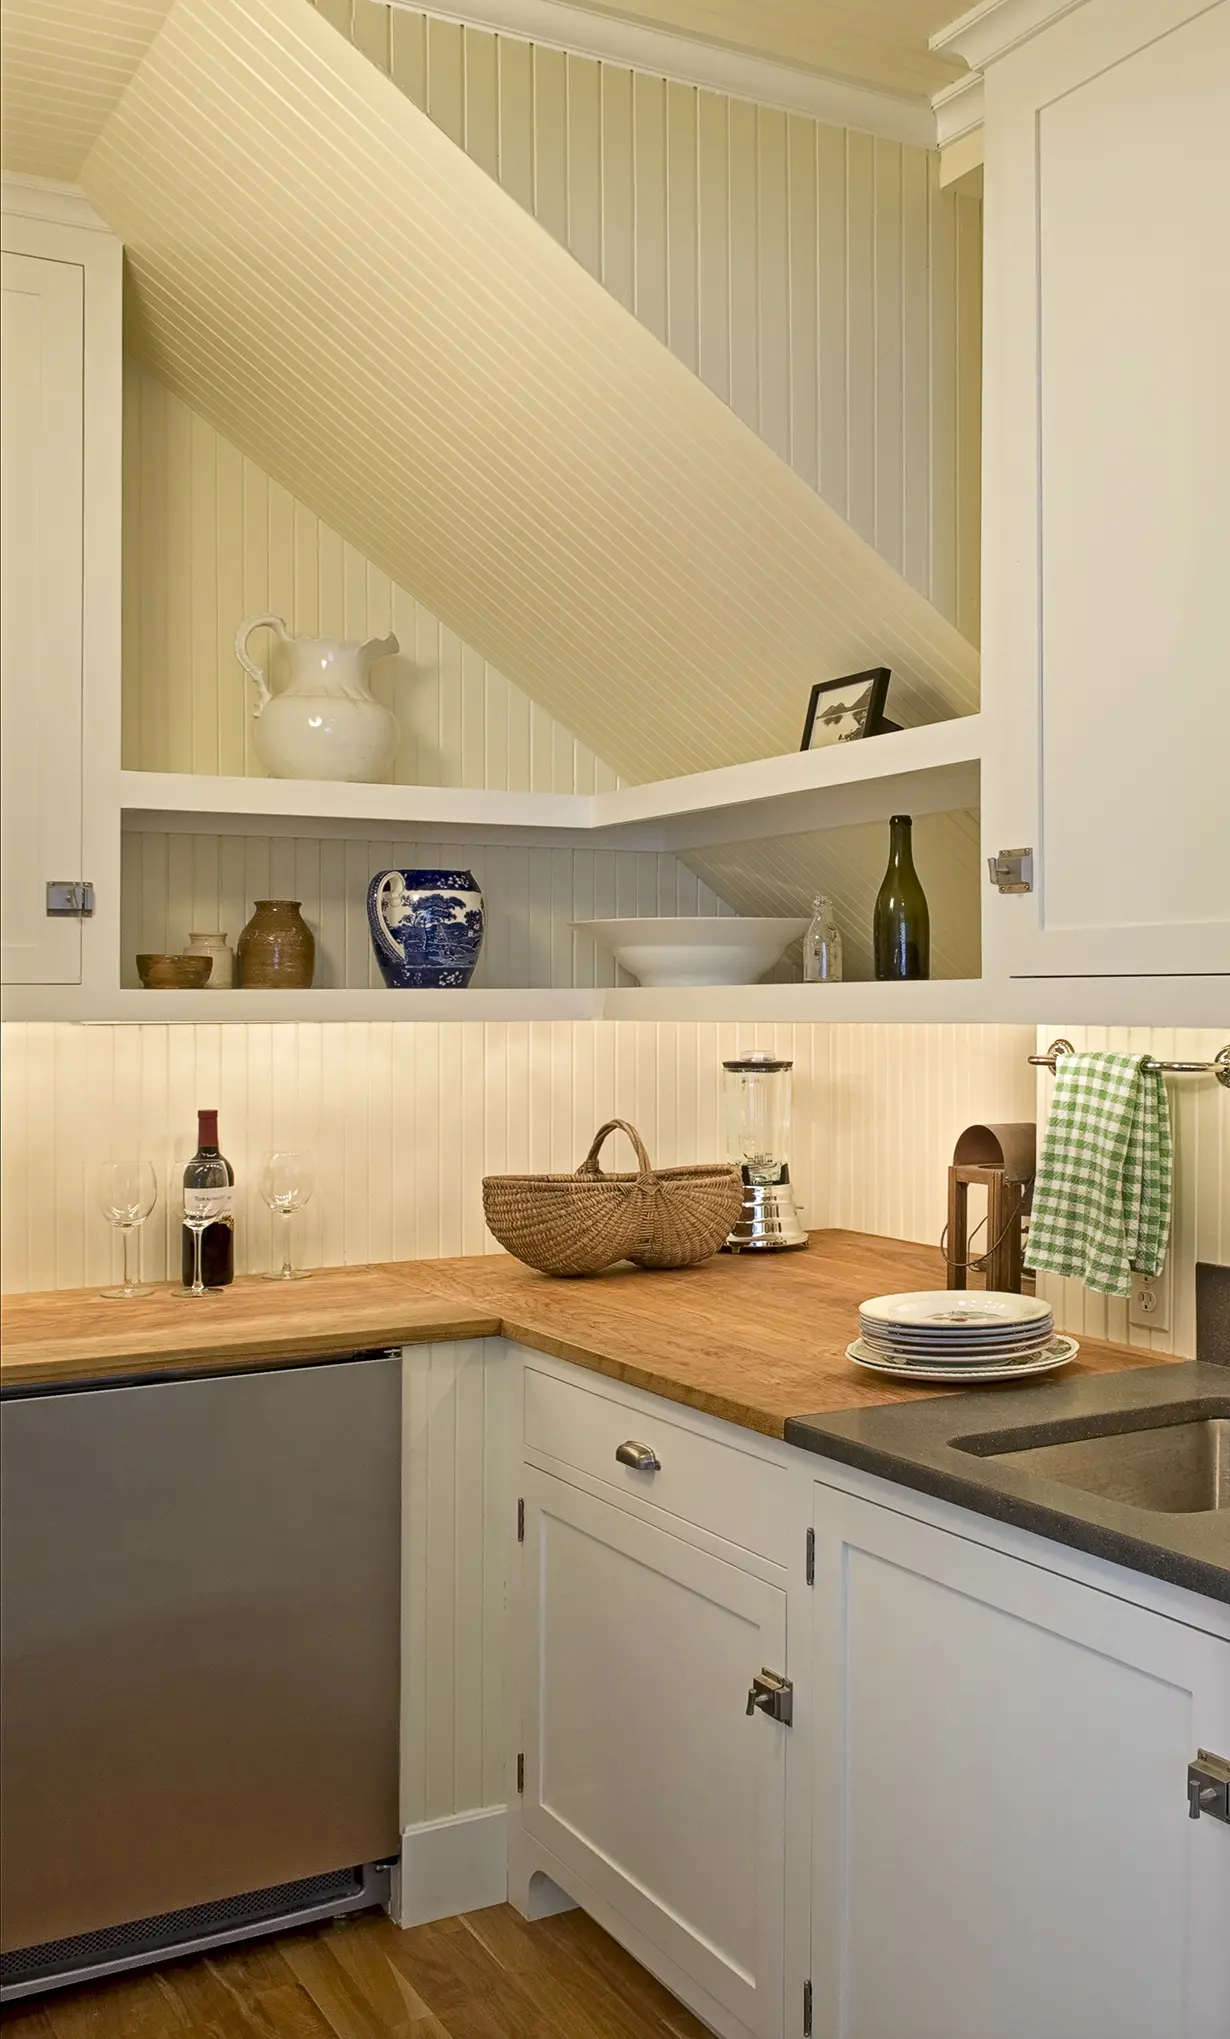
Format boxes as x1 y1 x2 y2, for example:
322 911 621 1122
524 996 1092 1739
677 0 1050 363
2 1021 1035 1294
5 1020 1222 1361
1031 1026 1230 1362
121 832 751 991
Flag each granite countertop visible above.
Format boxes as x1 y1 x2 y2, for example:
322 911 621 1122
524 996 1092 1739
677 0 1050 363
787 1362 1230 1604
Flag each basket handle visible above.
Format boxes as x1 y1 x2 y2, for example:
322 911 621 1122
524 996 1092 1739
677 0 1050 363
579 1120 654 1180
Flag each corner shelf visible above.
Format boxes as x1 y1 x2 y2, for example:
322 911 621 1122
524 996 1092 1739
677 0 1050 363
118 717 982 852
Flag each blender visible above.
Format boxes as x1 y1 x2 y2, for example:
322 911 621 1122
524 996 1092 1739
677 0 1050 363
721 1050 808 1251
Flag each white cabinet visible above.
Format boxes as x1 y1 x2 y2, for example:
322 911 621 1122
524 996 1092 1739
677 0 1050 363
519 1469 787 2039
809 1481 1230 2039
977 0 1230 980
1 184 121 995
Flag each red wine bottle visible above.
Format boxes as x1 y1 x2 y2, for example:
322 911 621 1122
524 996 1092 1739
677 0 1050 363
181 1109 235 1289
873 814 931 981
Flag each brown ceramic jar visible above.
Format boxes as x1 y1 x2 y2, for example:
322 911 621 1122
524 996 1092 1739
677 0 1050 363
236 901 316 988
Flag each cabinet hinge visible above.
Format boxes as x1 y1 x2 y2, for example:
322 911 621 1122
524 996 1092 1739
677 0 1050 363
516 1753 525 1795
516 1497 525 1542
45 881 95 918
802 1978 813 2036
805 1526 815 1586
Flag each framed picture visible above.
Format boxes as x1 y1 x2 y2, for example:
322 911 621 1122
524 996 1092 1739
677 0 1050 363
800 668 896 750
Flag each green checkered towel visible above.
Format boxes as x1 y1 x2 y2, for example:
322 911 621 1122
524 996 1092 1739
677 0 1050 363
1025 1052 1172 1298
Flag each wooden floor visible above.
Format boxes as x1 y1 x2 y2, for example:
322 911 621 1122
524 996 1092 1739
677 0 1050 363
0 1904 711 2039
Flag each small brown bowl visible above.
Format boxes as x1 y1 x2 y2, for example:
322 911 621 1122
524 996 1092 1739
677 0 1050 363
136 953 214 989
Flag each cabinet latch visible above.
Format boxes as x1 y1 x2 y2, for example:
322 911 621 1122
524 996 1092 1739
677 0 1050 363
986 848 1033 895
1188 1749 1230 1823
746 1669 793 1726
46 881 95 918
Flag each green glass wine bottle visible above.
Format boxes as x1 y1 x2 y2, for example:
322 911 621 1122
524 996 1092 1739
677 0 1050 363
873 815 930 980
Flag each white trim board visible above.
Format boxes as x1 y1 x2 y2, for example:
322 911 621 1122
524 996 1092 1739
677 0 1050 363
383 0 939 147
1 173 112 234
930 0 1093 67
394 1807 509 1927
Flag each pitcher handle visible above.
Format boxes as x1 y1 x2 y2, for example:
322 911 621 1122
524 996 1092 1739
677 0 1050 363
367 871 407 967
234 614 288 713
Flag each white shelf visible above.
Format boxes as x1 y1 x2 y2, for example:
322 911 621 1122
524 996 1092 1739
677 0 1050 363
7 973 1222 1027
118 718 982 852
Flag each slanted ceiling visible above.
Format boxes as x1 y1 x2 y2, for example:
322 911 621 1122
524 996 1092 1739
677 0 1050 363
81 0 978 794
0 0 170 181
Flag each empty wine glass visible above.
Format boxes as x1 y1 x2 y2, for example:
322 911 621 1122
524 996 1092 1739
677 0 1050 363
175 1159 231 1299
97 1161 158 1300
259 1150 316 1281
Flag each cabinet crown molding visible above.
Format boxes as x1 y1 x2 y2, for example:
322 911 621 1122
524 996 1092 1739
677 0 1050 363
1 174 112 234
930 0 1092 68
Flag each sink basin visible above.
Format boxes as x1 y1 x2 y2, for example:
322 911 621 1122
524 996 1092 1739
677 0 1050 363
970 1416 1230 1514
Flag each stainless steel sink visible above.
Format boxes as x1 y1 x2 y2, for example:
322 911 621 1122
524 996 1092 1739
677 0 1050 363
982 1417 1230 1514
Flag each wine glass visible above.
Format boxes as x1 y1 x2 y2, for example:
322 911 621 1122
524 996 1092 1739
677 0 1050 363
259 1150 316 1281
97 1162 157 1300
175 1158 231 1299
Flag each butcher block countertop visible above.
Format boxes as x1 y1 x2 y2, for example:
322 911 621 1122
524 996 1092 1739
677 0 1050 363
0 1232 1178 1435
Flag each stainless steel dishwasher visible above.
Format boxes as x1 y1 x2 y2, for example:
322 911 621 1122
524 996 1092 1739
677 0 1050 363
0 1350 401 1999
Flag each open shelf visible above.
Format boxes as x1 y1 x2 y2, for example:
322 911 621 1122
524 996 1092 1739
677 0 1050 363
118 717 982 852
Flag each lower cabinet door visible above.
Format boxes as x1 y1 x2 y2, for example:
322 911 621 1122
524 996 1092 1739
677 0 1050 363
522 1468 787 2038
810 1485 1230 2039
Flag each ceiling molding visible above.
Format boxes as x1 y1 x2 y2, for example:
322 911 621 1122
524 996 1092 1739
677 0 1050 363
1 171 113 232
932 68 984 143
929 0 1091 68
386 0 939 146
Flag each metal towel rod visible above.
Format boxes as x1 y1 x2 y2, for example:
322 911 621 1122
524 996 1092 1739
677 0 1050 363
1029 1038 1230 1089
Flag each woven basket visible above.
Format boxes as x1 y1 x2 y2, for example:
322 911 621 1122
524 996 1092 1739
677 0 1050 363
483 1120 743 1277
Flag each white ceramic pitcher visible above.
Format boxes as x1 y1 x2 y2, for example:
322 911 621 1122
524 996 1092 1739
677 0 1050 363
235 615 400 782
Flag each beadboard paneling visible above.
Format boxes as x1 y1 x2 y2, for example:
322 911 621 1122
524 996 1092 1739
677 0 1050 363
1032 1027 1230 1362
120 829 742 989
122 357 618 792
0 1021 1037 1295
322 0 982 639
400 1335 512 1824
0 0 169 182
84 0 981 799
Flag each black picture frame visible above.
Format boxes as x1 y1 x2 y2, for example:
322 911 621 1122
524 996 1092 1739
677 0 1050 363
800 668 896 751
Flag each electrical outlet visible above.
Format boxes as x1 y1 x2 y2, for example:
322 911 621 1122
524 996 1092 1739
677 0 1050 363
1129 1266 1171 1333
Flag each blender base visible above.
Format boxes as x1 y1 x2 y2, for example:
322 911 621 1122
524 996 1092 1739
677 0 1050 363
722 1180 810 1252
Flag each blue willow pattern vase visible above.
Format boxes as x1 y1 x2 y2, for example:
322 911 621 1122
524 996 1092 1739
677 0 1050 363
366 869 485 989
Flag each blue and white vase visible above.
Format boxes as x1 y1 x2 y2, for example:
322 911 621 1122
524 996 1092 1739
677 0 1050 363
367 869 485 989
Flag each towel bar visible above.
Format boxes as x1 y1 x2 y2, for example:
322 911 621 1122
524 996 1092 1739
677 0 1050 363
1029 1039 1230 1088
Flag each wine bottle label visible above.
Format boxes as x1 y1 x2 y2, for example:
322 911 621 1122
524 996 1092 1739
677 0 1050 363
184 1188 233 1223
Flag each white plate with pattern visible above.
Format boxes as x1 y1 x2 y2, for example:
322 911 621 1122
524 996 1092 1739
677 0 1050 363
859 1290 1052 1330
845 1336 1079 1384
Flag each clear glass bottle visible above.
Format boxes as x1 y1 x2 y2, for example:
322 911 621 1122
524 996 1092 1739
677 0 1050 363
802 895 843 982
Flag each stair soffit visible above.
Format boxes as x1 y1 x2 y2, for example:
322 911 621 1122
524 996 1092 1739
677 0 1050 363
81 0 979 797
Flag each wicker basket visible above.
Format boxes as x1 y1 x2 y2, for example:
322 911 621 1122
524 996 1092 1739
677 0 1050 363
483 1120 743 1277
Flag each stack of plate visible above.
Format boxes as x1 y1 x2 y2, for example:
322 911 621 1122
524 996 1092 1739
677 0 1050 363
847 1291 1078 1383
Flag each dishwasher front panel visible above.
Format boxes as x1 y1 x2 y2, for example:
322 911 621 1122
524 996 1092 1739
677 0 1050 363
0 1354 401 1952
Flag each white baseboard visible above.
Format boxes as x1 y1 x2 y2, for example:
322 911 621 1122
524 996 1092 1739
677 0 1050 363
393 1806 508 1927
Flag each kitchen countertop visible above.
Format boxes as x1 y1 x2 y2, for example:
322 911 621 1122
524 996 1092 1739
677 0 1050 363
6 1231 1221 1601
1 1231 1172 1422
786 1363 1230 1604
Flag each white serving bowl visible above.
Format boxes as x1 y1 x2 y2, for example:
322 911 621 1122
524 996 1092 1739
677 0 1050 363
574 917 809 988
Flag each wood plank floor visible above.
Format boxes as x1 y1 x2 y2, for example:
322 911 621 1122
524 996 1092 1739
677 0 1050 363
0 1904 712 2038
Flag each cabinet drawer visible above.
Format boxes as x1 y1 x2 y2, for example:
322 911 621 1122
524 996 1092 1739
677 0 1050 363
524 1365 788 1563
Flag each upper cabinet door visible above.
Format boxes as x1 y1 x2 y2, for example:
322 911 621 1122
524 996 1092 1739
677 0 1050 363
1 248 85 985
981 0 1230 981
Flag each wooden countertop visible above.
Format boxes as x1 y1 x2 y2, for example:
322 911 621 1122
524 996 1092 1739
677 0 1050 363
1 1233 1179 1435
